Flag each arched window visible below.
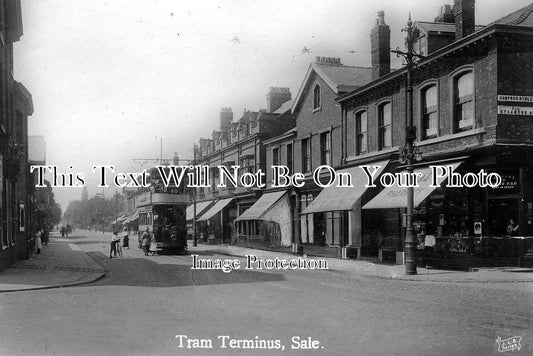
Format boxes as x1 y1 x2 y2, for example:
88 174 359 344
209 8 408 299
355 111 367 155
313 84 321 110
378 102 392 149
454 71 474 131
422 85 438 139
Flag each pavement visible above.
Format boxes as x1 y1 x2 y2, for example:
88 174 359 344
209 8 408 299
0 232 105 292
0 231 532 293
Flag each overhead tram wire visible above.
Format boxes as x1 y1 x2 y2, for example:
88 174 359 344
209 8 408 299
228 0 405 104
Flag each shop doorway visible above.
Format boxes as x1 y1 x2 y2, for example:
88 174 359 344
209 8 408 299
488 198 519 236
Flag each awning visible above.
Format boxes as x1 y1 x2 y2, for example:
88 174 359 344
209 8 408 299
186 200 215 221
116 215 128 224
235 190 287 221
197 198 234 222
124 210 139 224
363 161 462 209
302 160 389 214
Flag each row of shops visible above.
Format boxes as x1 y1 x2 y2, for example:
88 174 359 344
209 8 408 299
187 147 533 269
187 3 533 269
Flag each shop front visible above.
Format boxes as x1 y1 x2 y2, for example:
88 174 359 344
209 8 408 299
301 161 389 257
196 198 235 244
235 190 292 247
362 157 533 268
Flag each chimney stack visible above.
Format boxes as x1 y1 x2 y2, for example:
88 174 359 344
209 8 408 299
219 108 233 132
266 87 291 113
370 11 390 80
435 4 454 23
454 0 475 40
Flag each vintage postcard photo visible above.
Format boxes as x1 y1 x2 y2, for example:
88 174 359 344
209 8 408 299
0 0 532 355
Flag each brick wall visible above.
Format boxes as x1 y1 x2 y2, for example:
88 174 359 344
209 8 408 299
341 31 532 162
294 74 342 174
496 32 533 144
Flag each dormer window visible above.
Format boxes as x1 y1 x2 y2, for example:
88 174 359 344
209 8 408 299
313 84 321 111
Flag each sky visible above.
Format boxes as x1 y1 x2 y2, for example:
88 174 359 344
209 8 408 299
14 0 533 212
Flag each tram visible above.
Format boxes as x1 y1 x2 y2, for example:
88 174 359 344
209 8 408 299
136 167 189 254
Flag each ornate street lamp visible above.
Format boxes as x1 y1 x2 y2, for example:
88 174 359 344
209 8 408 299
391 13 424 275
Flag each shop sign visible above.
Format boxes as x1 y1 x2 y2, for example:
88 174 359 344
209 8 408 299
489 172 520 194
498 95 533 102
497 105 533 116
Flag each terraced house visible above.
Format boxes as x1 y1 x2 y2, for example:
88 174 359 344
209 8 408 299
190 88 295 244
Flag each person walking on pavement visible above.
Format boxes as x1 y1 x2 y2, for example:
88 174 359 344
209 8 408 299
122 227 129 249
142 228 151 256
110 231 120 258
35 228 43 254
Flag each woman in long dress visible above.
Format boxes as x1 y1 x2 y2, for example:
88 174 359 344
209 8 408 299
35 229 43 254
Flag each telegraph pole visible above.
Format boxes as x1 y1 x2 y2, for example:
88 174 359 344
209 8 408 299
192 144 198 247
391 13 424 275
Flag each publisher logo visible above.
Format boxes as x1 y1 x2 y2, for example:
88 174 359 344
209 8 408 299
496 336 522 353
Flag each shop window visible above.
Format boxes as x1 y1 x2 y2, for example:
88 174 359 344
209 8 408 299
355 110 367 155
453 71 474 132
320 131 331 165
421 84 438 139
313 84 321 111
378 102 392 149
301 138 311 173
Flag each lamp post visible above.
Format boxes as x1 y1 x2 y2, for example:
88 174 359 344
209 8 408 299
192 144 198 247
392 13 424 275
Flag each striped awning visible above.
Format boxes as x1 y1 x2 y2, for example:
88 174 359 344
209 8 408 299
363 161 462 209
302 160 389 214
197 198 234 222
235 190 287 221
186 200 215 221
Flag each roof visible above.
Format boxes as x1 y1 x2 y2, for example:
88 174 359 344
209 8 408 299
492 2 533 27
291 62 372 113
263 127 297 145
314 63 372 92
273 99 293 114
256 111 280 121
415 21 485 34
338 3 533 104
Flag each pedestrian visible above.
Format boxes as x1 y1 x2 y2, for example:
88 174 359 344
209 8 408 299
110 231 119 258
142 228 151 256
122 227 129 249
35 228 43 254
507 218 519 236
42 227 49 245
149 234 157 256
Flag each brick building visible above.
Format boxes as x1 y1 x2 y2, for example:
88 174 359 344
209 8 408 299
288 57 372 249
190 88 294 244
0 0 35 270
331 0 533 266
249 57 374 249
